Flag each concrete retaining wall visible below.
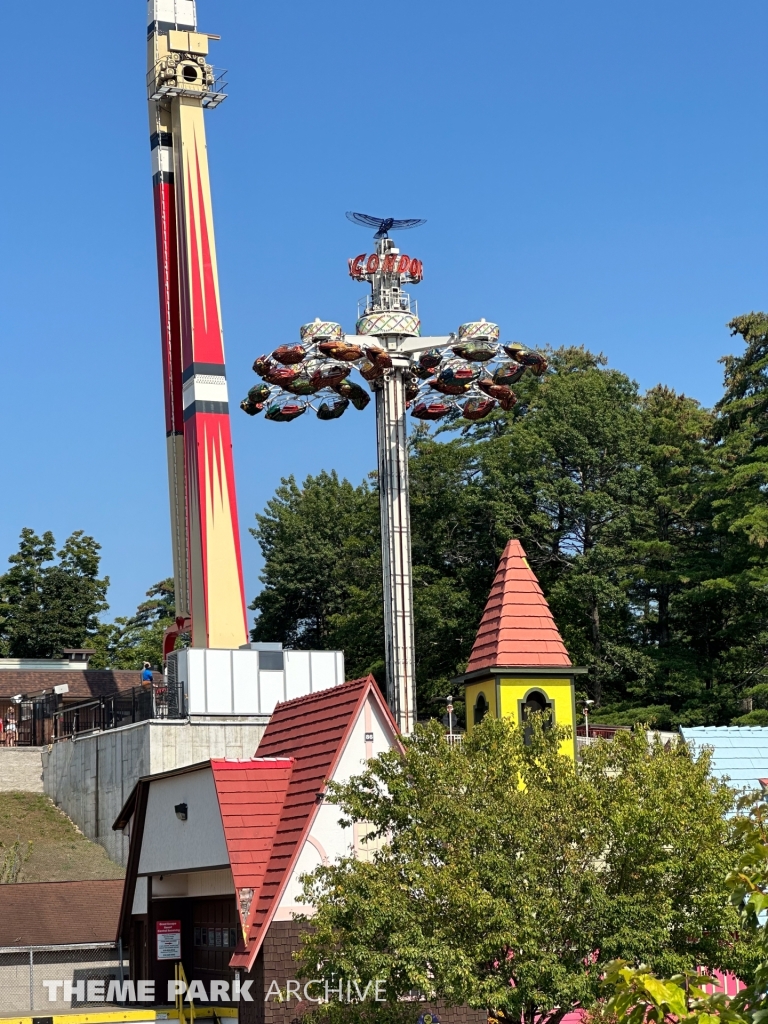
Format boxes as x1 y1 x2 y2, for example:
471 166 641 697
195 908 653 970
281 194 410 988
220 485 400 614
0 748 44 792
43 719 267 866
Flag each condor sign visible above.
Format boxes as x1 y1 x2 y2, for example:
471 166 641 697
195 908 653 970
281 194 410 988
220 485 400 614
349 252 424 281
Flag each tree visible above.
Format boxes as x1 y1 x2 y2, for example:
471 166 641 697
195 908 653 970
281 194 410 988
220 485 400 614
88 578 177 670
0 528 109 657
606 793 768 1024
249 471 384 680
248 327 768 727
297 719 755 1024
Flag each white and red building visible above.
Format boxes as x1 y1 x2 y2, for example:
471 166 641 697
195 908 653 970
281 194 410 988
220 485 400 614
114 676 474 1021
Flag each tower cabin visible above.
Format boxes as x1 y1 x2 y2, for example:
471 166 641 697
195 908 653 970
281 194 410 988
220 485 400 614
456 539 586 758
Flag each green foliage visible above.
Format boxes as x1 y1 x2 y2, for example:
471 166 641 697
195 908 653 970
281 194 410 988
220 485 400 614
250 320 768 726
731 710 768 726
89 578 180 670
605 794 768 1024
302 1001 418 1024
249 471 384 681
0 839 32 884
0 528 109 657
296 718 754 1024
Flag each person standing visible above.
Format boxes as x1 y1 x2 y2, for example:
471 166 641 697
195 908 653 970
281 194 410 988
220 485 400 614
5 708 18 747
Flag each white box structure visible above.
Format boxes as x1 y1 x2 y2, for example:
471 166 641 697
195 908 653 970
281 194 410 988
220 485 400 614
167 644 346 717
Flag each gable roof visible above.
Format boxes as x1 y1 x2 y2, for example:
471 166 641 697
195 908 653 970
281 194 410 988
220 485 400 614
466 539 572 673
681 726 768 791
230 675 400 971
0 879 124 947
210 756 294 942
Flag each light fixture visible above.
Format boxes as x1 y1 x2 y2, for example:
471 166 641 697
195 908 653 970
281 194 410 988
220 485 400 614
174 803 188 821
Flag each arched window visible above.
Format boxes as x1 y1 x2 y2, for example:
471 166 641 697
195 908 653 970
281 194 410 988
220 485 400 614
473 692 489 726
520 689 553 746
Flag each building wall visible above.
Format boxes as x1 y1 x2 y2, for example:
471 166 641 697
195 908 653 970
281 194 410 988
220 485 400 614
43 719 266 866
276 694 397 918
139 767 229 875
465 676 577 758
240 920 486 1024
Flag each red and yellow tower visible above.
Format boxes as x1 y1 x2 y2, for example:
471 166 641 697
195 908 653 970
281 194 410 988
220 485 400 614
147 0 247 650
458 540 585 758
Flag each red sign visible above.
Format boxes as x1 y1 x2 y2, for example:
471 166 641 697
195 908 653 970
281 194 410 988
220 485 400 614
156 919 181 960
349 253 423 281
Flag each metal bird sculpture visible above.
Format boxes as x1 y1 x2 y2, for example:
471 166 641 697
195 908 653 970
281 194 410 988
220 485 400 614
345 211 426 239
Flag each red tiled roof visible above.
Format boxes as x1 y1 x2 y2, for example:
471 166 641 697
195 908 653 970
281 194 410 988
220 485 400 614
466 539 571 673
0 879 124 946
229 676 400 970
210 756 294 942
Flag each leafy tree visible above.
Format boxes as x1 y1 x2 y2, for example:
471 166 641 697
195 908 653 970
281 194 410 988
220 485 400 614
248 324 768 727
89 578 177 670
249 471 383 680
605 793 768 1024
297 719 755 1024
0 528 109 657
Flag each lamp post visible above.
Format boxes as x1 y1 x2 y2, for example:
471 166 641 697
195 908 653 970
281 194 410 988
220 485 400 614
583 698 595 740
242 219 547 734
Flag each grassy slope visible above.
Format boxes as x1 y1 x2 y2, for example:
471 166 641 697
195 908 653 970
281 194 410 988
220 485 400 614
0 792 124 882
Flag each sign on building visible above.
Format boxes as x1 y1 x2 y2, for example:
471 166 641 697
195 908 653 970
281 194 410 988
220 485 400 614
156 919 182 960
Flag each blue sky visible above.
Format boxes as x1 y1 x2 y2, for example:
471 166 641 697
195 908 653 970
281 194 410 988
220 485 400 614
1 0 765 621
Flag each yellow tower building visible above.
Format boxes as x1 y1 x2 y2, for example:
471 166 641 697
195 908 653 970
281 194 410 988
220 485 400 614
458 539 586 758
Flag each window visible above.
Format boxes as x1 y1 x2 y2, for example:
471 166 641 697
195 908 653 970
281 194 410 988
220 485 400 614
519 689 553 746
353 822 387 863
194 925 237 948
473 692 489 726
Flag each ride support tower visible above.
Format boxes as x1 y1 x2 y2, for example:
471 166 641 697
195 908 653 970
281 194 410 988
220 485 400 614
358 237 423 735
147 0 247 651
242 212 548 733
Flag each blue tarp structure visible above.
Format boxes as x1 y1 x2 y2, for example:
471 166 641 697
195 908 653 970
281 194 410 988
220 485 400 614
681 726 768 793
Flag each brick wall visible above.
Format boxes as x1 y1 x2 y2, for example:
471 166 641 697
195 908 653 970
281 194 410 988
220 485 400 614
239 920 486 1024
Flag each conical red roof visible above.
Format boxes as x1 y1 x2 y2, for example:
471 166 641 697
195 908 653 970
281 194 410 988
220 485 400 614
466 539 572 672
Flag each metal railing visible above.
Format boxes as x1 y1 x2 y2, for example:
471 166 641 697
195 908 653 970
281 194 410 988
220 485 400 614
0 695 59 747
52 682 186 741
147 62 228 107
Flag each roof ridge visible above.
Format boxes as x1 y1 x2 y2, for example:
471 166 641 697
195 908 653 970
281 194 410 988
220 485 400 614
269 675 372 712
231 674 397 973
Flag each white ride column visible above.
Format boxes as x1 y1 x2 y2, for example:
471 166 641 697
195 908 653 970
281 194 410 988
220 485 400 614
374 350 417 735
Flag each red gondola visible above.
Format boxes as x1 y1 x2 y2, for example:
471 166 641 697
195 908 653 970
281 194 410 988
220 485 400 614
318 340 364 361
477 380 517 410
365 346 393 370
412 401 451 420
272 345 306 365
461 397 497 420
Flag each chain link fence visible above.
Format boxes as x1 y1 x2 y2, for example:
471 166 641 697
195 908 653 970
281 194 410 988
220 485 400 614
0 943 127 1015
